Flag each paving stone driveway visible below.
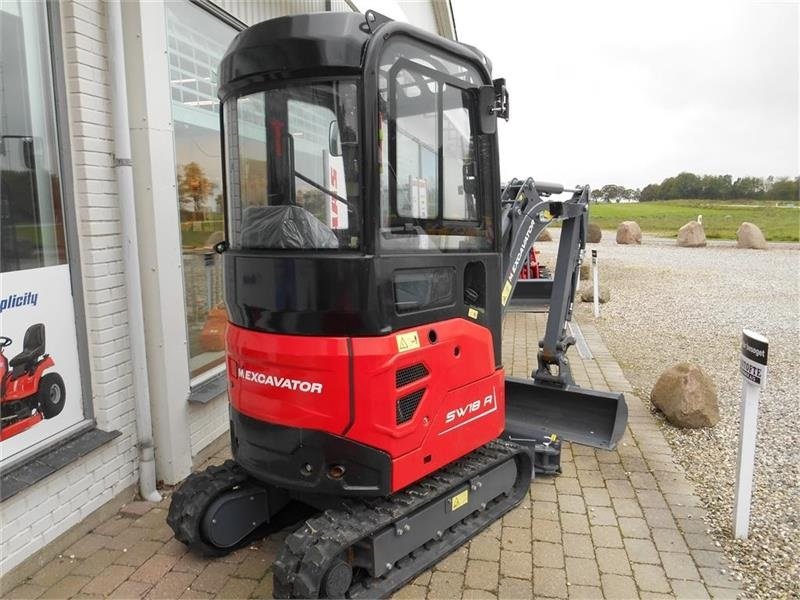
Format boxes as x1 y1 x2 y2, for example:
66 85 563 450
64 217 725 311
2 314 741 599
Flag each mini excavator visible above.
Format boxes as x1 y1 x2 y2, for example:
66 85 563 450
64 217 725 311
168 11 627 598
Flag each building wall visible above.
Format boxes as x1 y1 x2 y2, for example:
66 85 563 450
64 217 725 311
0 0 139 576
188 394 229 457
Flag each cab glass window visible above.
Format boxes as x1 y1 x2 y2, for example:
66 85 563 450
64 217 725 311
378 39 490 252
224 81 361 251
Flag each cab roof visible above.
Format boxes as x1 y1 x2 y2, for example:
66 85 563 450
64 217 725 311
217 11 493 101
218 12 370 100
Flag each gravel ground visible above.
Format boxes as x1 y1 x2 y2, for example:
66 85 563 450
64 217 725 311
548 232 799 599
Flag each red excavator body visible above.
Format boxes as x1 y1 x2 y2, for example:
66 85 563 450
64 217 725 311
227 319 505 493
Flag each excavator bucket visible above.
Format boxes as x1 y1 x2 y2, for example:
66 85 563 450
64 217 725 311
506 279 553 312
499 183 628 457
503 376 628 450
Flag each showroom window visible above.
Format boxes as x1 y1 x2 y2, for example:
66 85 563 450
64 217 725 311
1 3 67 273
166 2 237 379
0 1 89 466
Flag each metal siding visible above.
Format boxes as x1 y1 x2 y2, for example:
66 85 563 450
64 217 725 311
210 0 329 26
208 1 452 38
398 1 438 34
431 0 455 40
330 0 354 12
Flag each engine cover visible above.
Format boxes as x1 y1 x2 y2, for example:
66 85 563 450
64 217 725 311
226 318 505 493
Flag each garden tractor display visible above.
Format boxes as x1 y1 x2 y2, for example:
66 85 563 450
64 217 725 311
507 242 553 312
168 11 627 598
520 247 550 280
0 324 66 441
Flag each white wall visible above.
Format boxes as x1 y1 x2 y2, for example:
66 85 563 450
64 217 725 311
0 0 139 576
189 398 229 457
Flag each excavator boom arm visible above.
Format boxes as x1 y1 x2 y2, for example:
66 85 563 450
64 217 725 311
499 178 589 386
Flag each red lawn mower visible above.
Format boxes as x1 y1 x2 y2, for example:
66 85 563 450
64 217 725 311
0 323 66 441
519 246 551 280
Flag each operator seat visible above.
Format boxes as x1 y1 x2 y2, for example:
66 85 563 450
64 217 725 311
9 323 46 378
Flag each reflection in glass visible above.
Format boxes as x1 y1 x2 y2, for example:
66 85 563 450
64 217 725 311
0 1 67 273
225 82 361 251
166 2 236 377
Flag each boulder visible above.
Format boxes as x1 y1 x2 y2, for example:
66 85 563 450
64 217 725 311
579 283 609 304
587 223 602 243
650 363 719 428
736 222 767 249
537 228 553 242
677 221 706 247
616 221 642 245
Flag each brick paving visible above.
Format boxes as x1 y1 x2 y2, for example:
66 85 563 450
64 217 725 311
1 313 742 599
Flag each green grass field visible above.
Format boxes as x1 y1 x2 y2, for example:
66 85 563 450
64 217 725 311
587 199 799 241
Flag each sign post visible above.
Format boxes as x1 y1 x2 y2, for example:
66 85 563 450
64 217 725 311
591 250 599 318
733 329 769 539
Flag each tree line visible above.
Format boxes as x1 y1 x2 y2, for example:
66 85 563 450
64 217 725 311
591 173 799 202
590 185 640 203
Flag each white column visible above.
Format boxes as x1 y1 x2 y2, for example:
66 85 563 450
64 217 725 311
121 0 193 484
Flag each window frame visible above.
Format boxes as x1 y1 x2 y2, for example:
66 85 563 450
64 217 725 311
166 0 240 381
386 58 484 231
0 0 96 473
48 1 93 422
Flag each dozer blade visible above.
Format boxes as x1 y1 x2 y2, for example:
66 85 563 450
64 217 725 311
506 279 553 312
503 376 628 450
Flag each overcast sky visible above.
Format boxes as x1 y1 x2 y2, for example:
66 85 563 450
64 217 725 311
451 0 799 190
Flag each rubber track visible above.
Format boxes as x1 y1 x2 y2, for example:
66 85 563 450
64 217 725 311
273 440 532 598
167 459 253 556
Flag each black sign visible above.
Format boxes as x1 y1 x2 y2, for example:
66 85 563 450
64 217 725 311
740 330 768 388
741 331 768 366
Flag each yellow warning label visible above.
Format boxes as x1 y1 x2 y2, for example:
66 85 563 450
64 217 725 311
396 331 421 353
501 281 512 306
450 489 469 511
468 308 479 319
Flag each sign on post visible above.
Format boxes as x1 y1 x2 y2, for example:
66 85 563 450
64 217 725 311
733 329 768 539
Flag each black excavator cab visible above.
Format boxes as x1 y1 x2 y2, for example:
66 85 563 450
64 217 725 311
215 10 627 466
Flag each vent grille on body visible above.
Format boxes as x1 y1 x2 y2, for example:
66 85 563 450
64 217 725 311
395 363 428 388
396 389 424 424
